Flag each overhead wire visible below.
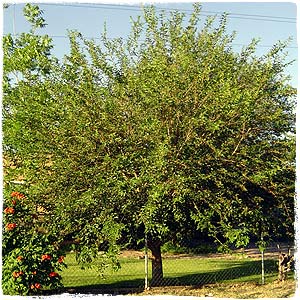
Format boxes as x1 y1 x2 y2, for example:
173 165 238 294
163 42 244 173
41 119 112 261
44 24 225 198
39 3 296 24
3 3 297 50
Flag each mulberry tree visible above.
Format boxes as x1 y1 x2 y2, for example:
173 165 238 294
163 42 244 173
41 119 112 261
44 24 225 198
3 4 296 286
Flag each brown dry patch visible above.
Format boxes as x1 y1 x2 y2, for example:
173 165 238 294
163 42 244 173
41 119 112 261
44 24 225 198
120 250 145 259
134 280 296 298
120 244 294 260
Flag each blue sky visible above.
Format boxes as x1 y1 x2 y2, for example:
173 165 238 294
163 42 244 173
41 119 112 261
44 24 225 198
2 1 298 87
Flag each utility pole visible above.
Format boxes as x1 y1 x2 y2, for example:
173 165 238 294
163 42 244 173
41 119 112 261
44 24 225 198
13 4 16 36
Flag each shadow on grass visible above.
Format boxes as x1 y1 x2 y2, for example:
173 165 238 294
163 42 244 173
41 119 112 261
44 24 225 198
157 259 278 287
62 259 279 295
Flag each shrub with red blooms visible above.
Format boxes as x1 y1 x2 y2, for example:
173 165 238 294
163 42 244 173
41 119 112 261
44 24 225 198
2 190 66 295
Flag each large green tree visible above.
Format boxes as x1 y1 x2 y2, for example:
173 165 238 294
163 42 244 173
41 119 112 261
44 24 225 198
3 4 296 285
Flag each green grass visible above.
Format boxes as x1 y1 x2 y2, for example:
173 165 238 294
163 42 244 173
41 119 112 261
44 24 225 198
61 254 146 288
61 252 280 292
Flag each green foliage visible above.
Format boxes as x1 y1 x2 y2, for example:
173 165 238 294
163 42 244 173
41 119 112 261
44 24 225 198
2 191 66 295
23 3 47 31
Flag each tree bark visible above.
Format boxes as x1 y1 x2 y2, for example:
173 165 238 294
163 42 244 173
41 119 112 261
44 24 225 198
148 239 163 286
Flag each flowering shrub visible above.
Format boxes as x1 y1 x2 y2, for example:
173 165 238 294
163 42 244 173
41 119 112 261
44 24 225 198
2 191 67 295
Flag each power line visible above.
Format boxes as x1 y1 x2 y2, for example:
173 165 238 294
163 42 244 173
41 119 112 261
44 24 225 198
3 3 297 51
40 2 296 20
39 3 296 24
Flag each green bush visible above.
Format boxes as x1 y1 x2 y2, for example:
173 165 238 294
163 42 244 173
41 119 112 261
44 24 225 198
161 241 217 255
161 242 189 254
189 244 218 254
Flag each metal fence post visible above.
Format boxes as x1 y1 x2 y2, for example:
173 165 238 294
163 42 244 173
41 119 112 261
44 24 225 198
144 232 149 290
261 248 265 284
261 233 265 285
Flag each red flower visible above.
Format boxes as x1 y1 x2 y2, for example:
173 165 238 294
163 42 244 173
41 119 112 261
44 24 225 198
4 207 15 214
49 271 59 278
12 199 17 206
32 270 37 275
17 256 23 262
58 256 64 263
6 223 17 231
11 191 19 197
31 283 41 289
12 271 19 278
12 271 24 278
16 193 25 200
41 254 51 261
34 283 41 289
11 191 25 199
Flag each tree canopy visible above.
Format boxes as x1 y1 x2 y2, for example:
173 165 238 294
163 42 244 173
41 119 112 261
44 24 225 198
3 3 296 285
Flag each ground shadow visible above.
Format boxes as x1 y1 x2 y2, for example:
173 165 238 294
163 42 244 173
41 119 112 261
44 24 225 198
156 259 277 287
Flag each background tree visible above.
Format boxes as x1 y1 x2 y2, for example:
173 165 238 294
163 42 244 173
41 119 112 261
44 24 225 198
3 4 296 286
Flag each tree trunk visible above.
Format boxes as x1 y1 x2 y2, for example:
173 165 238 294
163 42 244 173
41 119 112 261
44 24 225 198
148 240 163 286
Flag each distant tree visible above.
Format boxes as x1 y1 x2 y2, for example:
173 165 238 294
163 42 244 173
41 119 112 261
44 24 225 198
3 4 296 286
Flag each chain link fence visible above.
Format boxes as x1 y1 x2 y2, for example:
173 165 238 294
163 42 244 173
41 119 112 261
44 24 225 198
60 243 295 294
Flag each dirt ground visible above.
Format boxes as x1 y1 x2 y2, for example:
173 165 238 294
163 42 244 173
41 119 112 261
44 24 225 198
132 280 296 298
120 243 295 260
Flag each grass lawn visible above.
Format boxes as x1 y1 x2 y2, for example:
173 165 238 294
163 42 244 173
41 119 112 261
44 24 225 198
61 254 146 288
60 251 288 294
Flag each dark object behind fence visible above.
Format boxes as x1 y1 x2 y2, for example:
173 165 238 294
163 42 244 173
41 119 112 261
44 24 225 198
277 245 294 281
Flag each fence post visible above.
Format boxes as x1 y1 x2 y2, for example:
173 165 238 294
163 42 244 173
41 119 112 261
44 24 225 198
261 248 265 284
260 233 265 285
144 232 149 290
